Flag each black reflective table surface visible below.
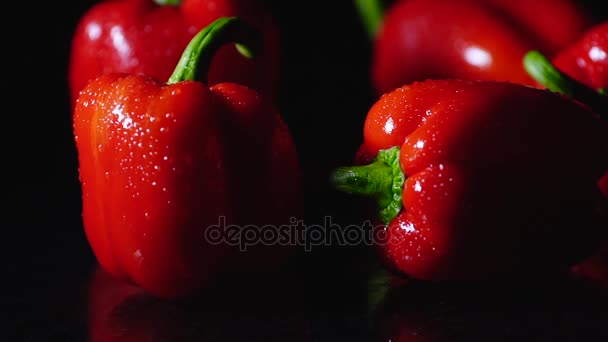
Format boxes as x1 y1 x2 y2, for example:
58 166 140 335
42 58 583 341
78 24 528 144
6 1 608 341
12 254 608 341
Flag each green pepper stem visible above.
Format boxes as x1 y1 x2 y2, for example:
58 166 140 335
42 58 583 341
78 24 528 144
167 17 262 85
332 160 393 196
331 146 405 225
153 0 181 5
354 0 385 40
523 50 607 120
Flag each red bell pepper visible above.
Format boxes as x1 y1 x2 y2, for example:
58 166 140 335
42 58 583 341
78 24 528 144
523 23 608 286
73 17 302 299
332 78 608 281
523 33 608 198
523 22 608 101
552 22 608 93
68 0 279 108
355 0 597 96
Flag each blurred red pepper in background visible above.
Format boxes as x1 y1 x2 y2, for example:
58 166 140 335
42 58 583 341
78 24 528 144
552 22 608 93
332 79 608 281
354 0 597 96
73 17 302 299
69 0 279 108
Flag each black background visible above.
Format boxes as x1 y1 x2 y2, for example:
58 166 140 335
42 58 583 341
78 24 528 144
5 0 608 341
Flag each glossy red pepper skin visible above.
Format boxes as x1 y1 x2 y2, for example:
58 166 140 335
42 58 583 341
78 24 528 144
73 18 301 298
529 22 608 285
550 22 608 199
553 22 608 92
69 0 279 107
75 75 301 298
335 79 608 280
552 25 608 199
523 24 608 198
371 0 596 96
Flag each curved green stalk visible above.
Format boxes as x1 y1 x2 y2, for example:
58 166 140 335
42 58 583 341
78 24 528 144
153 0 181 5
523 50 607 119
331 146 405 225
168 17 262 85
354 0 385 40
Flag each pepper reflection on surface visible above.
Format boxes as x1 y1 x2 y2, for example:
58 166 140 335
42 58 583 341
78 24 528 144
369 270 608 341
86 266 316 342
85 265 371 341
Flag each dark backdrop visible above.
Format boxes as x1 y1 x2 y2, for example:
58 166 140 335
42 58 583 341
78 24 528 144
4 1 606 341
6 2 376 340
